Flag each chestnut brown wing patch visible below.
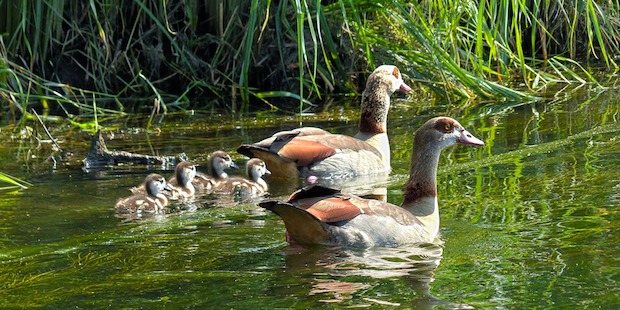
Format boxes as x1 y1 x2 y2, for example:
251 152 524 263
297 197 362 223
277 138 337 167
351 196 423 226
285 185 364 223
314 135 382 157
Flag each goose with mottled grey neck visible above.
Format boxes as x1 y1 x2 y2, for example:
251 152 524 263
259 117 484 247
237 65 411 179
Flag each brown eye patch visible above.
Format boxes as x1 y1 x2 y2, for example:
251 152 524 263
434 118 454 133
392 67 400 79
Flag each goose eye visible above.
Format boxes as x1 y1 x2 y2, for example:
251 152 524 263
444 124 451 131
392 67 400 79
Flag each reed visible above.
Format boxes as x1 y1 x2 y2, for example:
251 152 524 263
0 0 618 120
0 171 32 191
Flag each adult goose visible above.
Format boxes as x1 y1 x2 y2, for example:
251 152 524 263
116 173 170 214
213 158 271 199
237 65 411 179
259 117 484 247
192 151 238 192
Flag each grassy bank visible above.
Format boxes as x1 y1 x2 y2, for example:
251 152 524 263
1 0 618 121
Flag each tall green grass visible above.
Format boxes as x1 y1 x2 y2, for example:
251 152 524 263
1 0 619 120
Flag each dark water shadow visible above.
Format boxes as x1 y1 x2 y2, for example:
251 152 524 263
266 172 392 201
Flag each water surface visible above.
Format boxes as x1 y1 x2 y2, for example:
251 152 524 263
1 88 619 308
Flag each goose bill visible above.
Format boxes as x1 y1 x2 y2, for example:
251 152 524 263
458 129 485 146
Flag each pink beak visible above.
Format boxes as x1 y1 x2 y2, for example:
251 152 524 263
458 129 485 146
400 82 412 93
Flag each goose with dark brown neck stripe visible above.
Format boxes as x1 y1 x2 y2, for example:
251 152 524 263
237 65 411 179
259 117 485 247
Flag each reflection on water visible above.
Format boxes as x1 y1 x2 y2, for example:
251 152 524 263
280 243 474 308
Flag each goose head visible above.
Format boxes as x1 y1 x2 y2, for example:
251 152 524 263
210 151 238 178
174 161 197 186
363 65 412 103
246 158 271 182
369 65 412 95
360 65 411 134
414 117 485 152
144 173 168 196
404 116 484 208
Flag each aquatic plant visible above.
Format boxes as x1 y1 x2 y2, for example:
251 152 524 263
0 171 32 191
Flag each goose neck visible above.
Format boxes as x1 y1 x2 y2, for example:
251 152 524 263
402 144 440 209
256 178 268 191
177 173 190 186
211 163 226 179
401 142 441 239
358 89 389 134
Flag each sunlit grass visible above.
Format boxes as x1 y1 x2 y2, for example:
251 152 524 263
0 0 619 126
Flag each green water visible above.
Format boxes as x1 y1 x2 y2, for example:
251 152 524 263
1 89 619 308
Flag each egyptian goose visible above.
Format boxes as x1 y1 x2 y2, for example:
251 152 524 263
116 173 169 214
259 117 485 247
130 161 197 200
192 151 238 192
167 161 197 199
237 65 411 179
213 158 271 198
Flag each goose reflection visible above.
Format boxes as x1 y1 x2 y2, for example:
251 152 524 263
266 171 391 201
281 243 471 308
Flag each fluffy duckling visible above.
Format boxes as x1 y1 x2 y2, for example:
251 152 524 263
167 161 197 199
213 158 271 199
192 151 238 192
115 173 169 214
130 161 197 199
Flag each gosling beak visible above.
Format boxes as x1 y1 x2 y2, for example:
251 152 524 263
230 161 239 169
264 168 271 176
